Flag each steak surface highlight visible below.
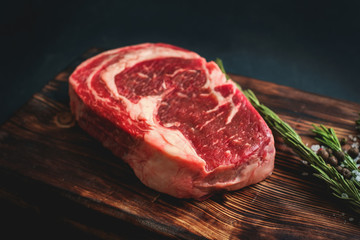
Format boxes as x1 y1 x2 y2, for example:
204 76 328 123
69 43 275 199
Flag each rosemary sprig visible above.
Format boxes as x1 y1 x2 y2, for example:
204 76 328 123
244 89 360 213
215 58 360 213
312 125 358 171
243 89 320 166
215 58 241 91
215 58 229 80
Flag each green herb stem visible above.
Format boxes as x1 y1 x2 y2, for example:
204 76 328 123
215 58 360 213
215 58 230 80
312 125 358 171
243 89 360 213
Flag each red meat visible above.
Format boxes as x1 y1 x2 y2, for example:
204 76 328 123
69 43 275 199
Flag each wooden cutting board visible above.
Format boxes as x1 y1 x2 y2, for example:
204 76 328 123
1 48 360 239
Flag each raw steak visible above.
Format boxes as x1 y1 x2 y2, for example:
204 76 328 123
69 43 275 200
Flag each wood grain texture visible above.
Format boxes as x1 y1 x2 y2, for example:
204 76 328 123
1 48 360 239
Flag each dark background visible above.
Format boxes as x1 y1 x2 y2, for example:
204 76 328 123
1 0 360 124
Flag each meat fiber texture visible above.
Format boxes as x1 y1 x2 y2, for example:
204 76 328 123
69 43 275 200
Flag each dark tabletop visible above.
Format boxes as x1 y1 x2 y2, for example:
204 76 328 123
1 1 360 124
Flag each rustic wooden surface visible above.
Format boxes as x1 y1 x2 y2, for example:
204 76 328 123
1 48 360 239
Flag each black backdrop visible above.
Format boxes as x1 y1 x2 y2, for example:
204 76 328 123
1 0 360 124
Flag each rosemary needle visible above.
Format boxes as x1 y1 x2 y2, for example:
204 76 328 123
215 58 360 213
244 89 360 213
215 58 229 80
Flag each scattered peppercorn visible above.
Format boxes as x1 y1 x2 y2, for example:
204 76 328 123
328 155 338 166
342 144 350 152
326 148 333 155
357 159 360 164
335 165 343 173
348 147 359 158
340 138 347 145
317 148 329 160
342 168 352 179
334 150 345 162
